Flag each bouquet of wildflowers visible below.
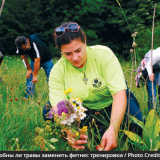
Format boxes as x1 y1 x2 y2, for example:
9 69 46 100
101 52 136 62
46 88 88 138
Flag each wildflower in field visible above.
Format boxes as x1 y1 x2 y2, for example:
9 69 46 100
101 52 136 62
96 144 103 151
10 98 13 101
75 131 79 137
57 100 69 116
60 109 77 126
80 126 88 133
47 110 55 119
64 88 74 95
15 98 18 101
76 98 82 104
71 102 76 107
44 88 88 147
69 97 77 101
79 112 86 120
75 105 87 120
63 100 75 114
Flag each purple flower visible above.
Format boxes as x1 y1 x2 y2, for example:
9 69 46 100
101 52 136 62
57 100 69 116
47 109 55 119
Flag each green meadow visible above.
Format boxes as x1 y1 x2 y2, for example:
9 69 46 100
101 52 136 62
0 55 157 151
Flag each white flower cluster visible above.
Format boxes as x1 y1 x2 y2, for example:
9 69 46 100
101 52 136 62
60 98 87 126
60 113 77 126
70 97 87 120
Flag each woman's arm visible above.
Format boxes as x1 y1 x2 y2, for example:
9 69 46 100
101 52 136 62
101 89 127 151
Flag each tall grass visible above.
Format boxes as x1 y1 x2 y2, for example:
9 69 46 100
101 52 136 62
0 55 154 151
0 55 55 151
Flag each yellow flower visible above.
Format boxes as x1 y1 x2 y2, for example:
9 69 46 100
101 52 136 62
71 102 76 107
76 131 79 137
77 106 80 110
80 126 88 133
61 112 66 116
64 88 74 94
76 98 82 103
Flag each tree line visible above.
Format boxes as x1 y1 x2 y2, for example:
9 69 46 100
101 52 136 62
0 0 160 59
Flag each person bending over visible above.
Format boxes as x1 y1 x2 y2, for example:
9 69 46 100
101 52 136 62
44 22 143 151
15 34 54 98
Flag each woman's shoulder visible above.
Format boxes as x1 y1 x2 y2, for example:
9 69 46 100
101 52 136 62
87 45 116 60
51 56 66 73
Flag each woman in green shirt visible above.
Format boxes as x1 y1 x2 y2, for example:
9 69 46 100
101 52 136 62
44 22 142 151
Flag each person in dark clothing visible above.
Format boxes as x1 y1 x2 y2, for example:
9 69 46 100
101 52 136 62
0 43 5 82
15 34 54 98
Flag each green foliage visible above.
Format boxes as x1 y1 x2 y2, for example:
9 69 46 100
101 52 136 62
0 0 160 59
123 109 160 151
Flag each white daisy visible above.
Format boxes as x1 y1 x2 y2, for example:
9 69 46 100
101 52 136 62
79 112 87 120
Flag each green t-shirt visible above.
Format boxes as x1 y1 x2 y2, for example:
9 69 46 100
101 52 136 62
49 45 127 110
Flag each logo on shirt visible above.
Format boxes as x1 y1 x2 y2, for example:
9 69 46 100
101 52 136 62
92 78 102 88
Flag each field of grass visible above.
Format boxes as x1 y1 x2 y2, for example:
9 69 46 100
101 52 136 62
0 55 154 151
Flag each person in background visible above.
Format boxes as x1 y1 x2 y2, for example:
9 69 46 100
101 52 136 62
0 43 5 82
15 34 54 99
144 47 160 111
44 22 143 151
135 47 160 111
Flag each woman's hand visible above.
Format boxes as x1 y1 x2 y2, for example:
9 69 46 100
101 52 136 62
100 90 126 151
65 130 88 150
101 124 118 151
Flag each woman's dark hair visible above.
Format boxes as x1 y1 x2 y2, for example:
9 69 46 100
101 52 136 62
54 22 86 49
